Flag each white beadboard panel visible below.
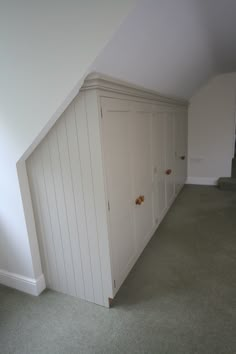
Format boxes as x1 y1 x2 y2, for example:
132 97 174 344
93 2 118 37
56 111 85 299
27 153 52 288
30 147 60 292
47 127 77 297
84 91 113 304
65 102 94 302
40 139 68 293
74 93 104 306
27 93 110 306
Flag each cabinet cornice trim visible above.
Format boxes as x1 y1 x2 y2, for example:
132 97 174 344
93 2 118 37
82 73 188 107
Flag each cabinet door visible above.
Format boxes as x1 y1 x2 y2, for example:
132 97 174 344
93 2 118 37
175 111 187 193
165 113 175 207
152 112 167 222
101 98 136 289
181 112 188 185
131 102 153 249
175 112 183 194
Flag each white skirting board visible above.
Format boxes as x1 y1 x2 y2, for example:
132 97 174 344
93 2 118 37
186 177 218 186
0 269 46 296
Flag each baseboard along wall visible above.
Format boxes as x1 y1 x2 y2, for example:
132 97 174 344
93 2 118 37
186 177 218 186
0 269 46 296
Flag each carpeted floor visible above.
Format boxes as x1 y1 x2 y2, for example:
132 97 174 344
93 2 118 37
1 185 236 354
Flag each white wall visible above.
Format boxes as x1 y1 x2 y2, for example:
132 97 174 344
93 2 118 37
0 0 136 282
188 73 236 185
92 0 217 99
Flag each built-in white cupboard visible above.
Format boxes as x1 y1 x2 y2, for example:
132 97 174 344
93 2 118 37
27 74 188 307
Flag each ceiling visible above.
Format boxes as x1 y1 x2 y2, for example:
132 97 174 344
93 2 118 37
92 0 236 99
201 0 236 74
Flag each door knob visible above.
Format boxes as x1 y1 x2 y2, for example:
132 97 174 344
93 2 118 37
180 156 185 160
135 195 145 205
135 197 142 205
166 169 172 175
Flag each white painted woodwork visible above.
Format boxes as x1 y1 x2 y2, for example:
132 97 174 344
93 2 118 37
175 112 188 194
27 74 188 307
152 112 168 222
165 113 175 207
132 102 153 251
101 97 136 292
27 93 112 307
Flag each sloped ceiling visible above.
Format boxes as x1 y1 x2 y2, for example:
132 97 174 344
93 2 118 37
92 0 236 99
201 0 236 74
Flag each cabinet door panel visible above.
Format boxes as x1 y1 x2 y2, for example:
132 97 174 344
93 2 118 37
165 113 175 206
175 111 187 193
101 98 136 287
175 112 183 194
181 113 188 185
132 103 153 249
152 112 166 222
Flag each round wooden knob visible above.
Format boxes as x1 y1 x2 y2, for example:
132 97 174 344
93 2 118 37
135 196 145 205
180 156 186 160
135 197 142 205
166 169 172 175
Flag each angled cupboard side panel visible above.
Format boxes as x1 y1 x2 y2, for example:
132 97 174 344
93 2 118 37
64 101 94 303
46 126 77 297
27 93 108 306
27 152 52 288
27 146 60 292
74 93 104 306
55 108 85 299
84 91 113 304
40 137 68 293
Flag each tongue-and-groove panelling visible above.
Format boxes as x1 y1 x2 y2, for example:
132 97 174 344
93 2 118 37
27 74 188 307
27 93 111 306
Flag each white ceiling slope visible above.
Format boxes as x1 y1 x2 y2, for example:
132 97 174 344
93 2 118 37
92 0 236 99
201 0 236 74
